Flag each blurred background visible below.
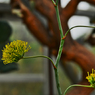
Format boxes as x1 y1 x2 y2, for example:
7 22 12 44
0 0 95 95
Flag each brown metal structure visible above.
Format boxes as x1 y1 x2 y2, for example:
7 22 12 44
10 0 95 94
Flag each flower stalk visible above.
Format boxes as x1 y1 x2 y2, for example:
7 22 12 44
64 25 95 38
23 55 56 69
63 84 92 95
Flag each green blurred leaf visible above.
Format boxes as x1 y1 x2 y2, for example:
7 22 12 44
0 21 18 73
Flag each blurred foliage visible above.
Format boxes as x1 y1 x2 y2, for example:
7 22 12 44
0 21 12 43
59 66 71 92
0 21 18 73
0 82 43 95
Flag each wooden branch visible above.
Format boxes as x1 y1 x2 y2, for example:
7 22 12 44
34 0 61 46
82 0 95 5
61 0 95 21
11 0 57 48
61 0 80 21
86 28 95 46
61 41 95 75
34 0 56 20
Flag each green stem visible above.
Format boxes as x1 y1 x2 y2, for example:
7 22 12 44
23 55 56 69
55 6 64 39
52 0 56 6
51 0 59 6
54 3 64 95
54 38 64 95
55 2 64 68
65 25 95 37
64 84 92 95
54 68 62 95
56 0 59 5
55 5 64 68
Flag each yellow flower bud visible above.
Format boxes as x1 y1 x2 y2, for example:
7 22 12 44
86 69 95 88
1 40 31 64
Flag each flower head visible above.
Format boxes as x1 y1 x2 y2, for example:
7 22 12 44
86 69 95 88
2 40 31 64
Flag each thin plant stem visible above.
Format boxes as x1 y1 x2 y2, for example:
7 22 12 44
64 84 92 95
54 68 62 95
55 6 63 39
54 2 64 95
55 5 64 68
65 25 95 37
56 0 59 5
23 55 56 69
52 0 56 6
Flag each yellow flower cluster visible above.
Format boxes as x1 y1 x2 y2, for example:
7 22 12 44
2 40 31 64
86 69 95 88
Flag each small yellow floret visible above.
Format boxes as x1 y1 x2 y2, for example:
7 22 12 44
86 69 95 88
1 40 31 64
